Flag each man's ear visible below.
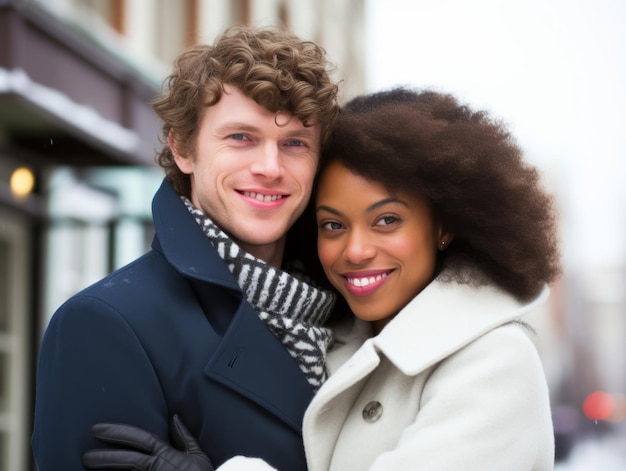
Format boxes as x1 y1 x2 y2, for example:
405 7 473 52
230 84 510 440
168 130 193 174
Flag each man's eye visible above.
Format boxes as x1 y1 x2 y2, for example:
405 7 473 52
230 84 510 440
286 140 304 147
229 134 248 141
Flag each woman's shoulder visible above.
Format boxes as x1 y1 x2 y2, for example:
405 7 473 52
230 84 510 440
444 320 547 386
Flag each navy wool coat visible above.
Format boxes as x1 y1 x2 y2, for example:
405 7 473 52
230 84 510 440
32 178 314 470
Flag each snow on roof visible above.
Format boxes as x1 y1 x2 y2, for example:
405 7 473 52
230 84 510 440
0 67 140 155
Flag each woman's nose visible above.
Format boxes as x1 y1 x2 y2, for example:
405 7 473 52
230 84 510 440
343 230 377 264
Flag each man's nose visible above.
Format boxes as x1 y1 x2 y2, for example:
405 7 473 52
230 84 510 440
249 143 284 179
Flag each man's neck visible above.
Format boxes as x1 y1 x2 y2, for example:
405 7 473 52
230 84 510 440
240 239 285 269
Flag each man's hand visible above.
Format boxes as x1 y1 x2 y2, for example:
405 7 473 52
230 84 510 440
83 414 214 471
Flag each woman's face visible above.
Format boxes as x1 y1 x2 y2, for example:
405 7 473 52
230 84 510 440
316 161 447 333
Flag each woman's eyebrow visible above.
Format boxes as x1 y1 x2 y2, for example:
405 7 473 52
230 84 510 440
316 197 408 216
316 205 342 216
366 197 408 213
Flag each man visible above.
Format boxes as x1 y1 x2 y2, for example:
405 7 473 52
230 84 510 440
32 25 339 470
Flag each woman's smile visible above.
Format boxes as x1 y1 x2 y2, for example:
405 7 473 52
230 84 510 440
341 269 393 296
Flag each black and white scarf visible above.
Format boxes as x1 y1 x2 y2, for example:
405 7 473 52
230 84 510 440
183 197 335 390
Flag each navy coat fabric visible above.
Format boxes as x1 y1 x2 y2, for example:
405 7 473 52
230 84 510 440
32 178 314 470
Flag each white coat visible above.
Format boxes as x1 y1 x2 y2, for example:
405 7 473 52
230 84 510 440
219 279 555 471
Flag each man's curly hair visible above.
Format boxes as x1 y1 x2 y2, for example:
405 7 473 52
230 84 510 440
318 87 561 301
152 25 340 196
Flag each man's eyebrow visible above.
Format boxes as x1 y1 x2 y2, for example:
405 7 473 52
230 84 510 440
284 129 318 140
215 122 261 134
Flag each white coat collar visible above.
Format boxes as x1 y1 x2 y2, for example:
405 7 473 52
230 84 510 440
372 279 549 376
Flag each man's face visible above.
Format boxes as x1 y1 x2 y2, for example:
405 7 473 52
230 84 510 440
173 85 321 265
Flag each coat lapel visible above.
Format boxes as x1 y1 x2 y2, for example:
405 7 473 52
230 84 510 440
374 280 549 376
151 179 240 291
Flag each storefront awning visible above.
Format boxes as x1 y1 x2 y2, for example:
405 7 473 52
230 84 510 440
0 67 144 166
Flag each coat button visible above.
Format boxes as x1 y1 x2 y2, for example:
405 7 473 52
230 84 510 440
362 401 383 423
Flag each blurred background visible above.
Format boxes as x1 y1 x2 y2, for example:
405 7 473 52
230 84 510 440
0 0 623 469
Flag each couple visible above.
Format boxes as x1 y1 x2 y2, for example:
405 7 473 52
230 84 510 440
32 25 561 471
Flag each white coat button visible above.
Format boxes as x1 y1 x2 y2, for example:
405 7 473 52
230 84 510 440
362 401 383 422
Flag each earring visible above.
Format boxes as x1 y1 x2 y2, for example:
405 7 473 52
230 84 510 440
440 240 446 249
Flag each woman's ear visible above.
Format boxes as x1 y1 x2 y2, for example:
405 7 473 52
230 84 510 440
168 130 193 174
437 227 455 251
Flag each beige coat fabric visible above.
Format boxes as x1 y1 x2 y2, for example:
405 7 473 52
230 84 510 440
219 279 555 471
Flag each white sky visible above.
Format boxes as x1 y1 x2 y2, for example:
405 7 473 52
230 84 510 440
365 0 626 273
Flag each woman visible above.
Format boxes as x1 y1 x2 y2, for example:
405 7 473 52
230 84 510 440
84 88 561 470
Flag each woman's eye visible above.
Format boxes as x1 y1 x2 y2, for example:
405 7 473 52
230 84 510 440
375 216 399 226
320 221 343 231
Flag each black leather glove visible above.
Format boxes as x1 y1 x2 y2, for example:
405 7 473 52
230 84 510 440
83 414 215 471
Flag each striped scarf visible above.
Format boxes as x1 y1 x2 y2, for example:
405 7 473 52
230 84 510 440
183 197 335 390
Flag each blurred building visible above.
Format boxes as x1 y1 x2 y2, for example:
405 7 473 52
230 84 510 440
0 0 366 469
